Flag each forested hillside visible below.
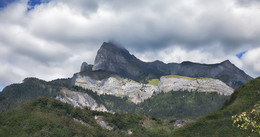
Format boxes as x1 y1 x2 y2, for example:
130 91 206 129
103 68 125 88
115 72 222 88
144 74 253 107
172 77 260 137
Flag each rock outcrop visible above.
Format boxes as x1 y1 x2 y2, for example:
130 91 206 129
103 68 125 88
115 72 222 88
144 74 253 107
92 42 252 88
56 89 108 112
158 76 234 95
94 116 113 130
72 73 159 104
71 73 234 104
80 62 93 72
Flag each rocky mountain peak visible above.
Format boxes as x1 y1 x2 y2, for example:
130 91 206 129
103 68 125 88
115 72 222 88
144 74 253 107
92 42 144 79
220 60 234 68
100 42 129 54
90 42 252 88
92 42 132 71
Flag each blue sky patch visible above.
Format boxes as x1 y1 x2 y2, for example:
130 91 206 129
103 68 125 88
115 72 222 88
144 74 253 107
236 50 247 59
0 0 16 9
28 0 51 10
0 84 6 92
0 0 51 10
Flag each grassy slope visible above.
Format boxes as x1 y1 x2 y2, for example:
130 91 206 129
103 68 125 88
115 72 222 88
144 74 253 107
172 77 260 137
0 97 174 137
148 79 160 86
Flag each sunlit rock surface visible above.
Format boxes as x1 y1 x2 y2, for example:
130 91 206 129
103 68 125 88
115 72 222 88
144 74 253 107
56 89 108 112
72 73 234 104
72 73 159 104
158 76 234 95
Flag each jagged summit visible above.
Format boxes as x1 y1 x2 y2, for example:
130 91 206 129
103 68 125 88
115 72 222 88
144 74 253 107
221 59 231 64
89 42 252 88
92 42 144 79
100 42 129 53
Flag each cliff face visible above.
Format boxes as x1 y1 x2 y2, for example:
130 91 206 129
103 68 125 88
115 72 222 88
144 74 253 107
56 89 108 112
92 42 150 80
158 76 234 95
91 42 252 89
71 73 234 104
72 73 158 104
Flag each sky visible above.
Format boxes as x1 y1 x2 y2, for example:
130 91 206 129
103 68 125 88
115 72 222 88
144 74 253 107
1 0 260 91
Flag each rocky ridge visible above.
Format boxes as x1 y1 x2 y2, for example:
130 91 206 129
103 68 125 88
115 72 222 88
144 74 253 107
71 73 234 104
158 76 234 95
92 42 252 89
72 73 158 104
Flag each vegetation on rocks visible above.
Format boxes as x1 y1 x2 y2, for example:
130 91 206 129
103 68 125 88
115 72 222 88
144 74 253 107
163 75 196 80
148 79 159 86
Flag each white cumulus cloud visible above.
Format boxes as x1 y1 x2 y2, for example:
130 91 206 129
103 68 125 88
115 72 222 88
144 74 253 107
0 0 260 90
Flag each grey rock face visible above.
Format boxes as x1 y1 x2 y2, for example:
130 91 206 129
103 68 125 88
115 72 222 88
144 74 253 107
92 42 153 80
72 73 159 104
158 76 234 95
56 89 108 112
92 42 252 88
71 73 233 104
80 62 93 72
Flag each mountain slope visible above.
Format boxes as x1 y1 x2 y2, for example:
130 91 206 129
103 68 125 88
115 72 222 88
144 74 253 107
0 78 62 112
0 97 174 137
92 42 252 88
0 76 230 120
172 77 260 137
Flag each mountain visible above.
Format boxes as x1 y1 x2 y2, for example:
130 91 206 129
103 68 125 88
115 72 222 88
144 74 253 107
92 42 252 88
172 77 260 137
0 41 258 136
0 42 243 119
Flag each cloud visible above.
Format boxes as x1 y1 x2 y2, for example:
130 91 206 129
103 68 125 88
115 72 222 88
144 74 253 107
236 0 260 6
0 0 260 89
242 47 260 77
